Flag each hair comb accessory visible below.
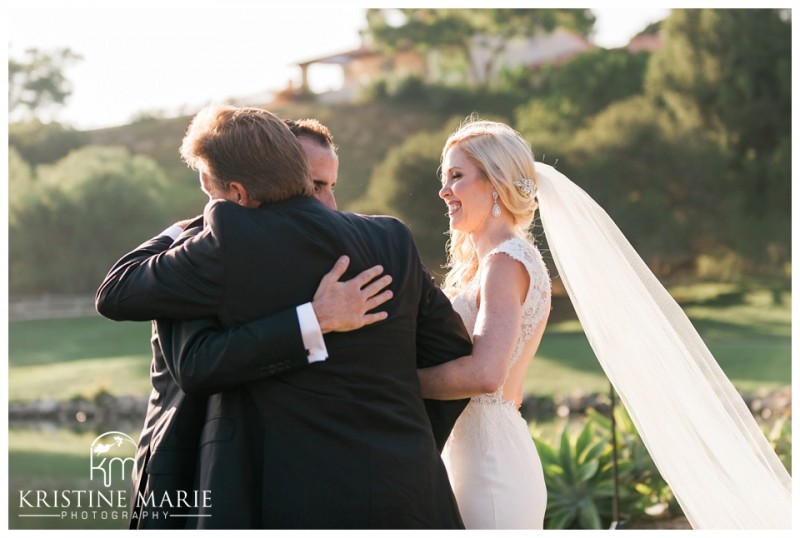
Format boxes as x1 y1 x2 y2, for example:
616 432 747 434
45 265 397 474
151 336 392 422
513 178 534 196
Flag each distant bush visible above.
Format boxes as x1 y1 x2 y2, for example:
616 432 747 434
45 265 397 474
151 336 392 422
358 74 529 119
9 146 173 295
351 124 455 274
9 120 90 166
518 95 739 279
536 48 651 124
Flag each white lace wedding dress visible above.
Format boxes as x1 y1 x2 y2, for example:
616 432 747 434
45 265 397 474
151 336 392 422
442 236 551 529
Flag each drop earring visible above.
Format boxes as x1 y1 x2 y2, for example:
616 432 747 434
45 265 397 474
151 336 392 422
491 192 501 218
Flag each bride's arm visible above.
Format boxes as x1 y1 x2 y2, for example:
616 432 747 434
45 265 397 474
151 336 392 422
418 253 529 400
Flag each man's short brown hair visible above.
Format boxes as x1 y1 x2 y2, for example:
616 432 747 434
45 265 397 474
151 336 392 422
180 105 313 203
285 118 337 151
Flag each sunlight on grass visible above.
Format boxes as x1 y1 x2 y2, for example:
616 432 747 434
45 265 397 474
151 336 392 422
684 303 791 339
542 319 584 334
667 282 741 302
525 353 608 397
9 355 152 401
524 284 791 397
9 316 152 366
9 427 103 456
7 283 791 403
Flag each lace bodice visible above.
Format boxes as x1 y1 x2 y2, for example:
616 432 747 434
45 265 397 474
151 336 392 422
450 236 551 409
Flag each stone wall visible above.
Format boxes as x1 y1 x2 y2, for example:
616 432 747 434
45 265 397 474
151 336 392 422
519 386 791 423
8 387 791 429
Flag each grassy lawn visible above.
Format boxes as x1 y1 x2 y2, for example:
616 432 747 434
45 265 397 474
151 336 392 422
525 285 791 397
8 283 791 402
9 317 154 400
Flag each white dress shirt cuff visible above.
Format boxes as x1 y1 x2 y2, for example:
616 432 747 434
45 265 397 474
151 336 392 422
296 302 328 363
160 224 185 242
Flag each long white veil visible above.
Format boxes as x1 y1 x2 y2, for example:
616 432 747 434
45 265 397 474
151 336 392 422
534 162 791 529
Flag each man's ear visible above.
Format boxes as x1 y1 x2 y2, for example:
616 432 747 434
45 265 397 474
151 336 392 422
228 181 258 208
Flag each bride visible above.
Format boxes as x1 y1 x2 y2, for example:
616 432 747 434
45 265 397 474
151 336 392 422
417 119 791 530
417 119 550 529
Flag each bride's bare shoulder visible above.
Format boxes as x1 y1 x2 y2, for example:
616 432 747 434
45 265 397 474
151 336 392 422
480 249 530 305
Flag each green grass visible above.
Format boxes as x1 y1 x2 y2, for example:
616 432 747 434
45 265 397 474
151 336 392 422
9 316 153 401
9 316 153 366
10 355 154 401
524 285 791 397
8 283 791 402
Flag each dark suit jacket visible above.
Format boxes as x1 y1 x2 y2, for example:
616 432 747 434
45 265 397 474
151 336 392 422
96 196 471 529
126 228 314 529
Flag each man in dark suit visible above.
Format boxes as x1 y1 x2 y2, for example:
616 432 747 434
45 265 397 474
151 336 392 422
123 119 393 529
96 106 470 528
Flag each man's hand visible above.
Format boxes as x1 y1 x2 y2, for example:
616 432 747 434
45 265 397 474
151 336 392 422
312 256 393 333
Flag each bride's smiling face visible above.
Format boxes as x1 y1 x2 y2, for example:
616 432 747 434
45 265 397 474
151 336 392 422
439 144 495 234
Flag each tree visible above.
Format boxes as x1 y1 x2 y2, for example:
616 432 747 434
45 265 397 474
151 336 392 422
8 47 82 122
352 118 466 274
535 48 651 126
9 146 172 295
645 9 791 215
9 119 90 165
366 9 595 88
519 95 734 277
8 147 35 225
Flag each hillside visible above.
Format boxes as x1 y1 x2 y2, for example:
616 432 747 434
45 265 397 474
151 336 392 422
86 100 458 213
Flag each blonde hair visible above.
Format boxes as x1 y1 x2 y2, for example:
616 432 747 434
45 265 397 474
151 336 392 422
441 119 539 295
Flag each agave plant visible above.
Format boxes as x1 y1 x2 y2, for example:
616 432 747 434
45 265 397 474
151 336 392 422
587 407 677 521
534 417 630 529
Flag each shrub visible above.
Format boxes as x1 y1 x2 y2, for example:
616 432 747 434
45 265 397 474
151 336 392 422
9 146 173 294
534 417 622 529
535 406 683 529
764 416 792 473
587 408 678 522
9 120 90 165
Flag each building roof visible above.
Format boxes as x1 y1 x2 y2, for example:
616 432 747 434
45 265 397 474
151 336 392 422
296 46 379 67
